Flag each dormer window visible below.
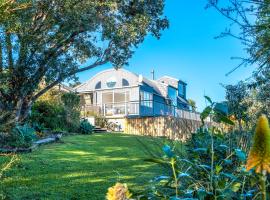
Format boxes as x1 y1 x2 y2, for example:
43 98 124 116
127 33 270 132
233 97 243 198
122 79 129 86
95 81 101 89
178 82 186 98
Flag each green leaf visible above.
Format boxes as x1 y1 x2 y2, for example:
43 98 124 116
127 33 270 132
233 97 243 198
234 149 246 162
204 96 213 105
217 114 235 125
231 182 241 192
200 106 212 121
193 148 208 153
215 165 223 174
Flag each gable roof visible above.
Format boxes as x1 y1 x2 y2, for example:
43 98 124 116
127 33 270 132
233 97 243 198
74 68 186 100
157 76 180 89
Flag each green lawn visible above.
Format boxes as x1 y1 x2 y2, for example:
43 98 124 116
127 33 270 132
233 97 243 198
0 133 182 200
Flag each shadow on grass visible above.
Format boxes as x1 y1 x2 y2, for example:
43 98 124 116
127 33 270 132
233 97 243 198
0 133 176 200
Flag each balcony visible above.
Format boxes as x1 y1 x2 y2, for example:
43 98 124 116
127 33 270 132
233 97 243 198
81 101 140 117
81 100 201 121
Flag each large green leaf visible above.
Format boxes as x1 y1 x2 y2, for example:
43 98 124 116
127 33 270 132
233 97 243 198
200 106 212 121
204 96 213 105
216 114 235 125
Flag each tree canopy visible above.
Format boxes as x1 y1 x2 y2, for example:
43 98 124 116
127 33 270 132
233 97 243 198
0 0 168 124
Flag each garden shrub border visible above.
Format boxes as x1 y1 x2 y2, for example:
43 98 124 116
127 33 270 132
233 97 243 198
0 134 62 153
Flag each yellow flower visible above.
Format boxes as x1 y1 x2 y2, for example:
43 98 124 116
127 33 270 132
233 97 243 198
106 183 132 200
246 115 270 173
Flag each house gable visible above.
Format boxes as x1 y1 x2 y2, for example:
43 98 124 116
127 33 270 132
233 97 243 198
75 69 140 93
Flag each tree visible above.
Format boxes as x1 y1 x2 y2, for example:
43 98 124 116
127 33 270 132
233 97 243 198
188 99 197 112
206 0 270 75
225 81 250 131
0 0 168 126
252 67 270 117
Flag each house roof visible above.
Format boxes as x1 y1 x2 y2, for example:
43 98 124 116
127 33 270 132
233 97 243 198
157 76 179 89
59 84 75 93
74 68 186 102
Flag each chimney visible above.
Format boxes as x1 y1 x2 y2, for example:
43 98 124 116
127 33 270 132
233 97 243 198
151 69 155 80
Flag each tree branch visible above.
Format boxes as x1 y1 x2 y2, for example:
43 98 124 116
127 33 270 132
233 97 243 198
31 58 109 102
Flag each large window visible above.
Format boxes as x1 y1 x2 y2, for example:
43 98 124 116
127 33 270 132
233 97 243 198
102 92 113 104
102 91 130 104
140 91 153 108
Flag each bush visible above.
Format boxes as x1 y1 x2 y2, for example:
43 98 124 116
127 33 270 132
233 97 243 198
31 101 66 131
80 119 93 134
130 98 261 199
1 124 37 148
30 92 81 133
95 115 108 128
133 129 260 200
61 93 81 132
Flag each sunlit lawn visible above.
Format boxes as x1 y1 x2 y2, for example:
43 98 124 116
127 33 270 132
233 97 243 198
0 133 183 200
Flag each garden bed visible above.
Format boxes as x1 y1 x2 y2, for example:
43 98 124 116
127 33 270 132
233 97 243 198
0 134 62 153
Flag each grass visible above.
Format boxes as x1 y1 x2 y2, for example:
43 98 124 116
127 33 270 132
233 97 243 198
0 133 183 200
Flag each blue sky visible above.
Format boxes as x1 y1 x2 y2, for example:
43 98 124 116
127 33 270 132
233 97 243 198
77 0 254 111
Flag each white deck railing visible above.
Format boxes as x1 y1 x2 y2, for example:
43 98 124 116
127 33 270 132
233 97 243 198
81 100 203 121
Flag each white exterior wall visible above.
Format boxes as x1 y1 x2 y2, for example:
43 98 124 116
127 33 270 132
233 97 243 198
76 69 140 92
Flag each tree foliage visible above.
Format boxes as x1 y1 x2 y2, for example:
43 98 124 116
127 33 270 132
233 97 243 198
0 0 168 126
188 98 197 112
225 81 250 130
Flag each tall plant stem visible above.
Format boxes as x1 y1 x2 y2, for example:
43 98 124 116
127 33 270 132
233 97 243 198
261 171 267 200
210 128 215 193
171 159 178 198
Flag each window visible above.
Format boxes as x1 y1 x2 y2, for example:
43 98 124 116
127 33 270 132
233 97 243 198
95 81 101 89
102 92 113 104
140 91 153 108
122 79 129 86
106 76 117 88
178 82 185 98
168 86 177 106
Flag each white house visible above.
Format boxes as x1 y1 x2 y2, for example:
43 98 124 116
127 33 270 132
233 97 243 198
75 68 191 122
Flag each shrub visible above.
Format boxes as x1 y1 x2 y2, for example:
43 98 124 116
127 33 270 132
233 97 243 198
95 115 108 128
61 93 81 132
31 101 66 131
130 97 262 199
136 133 259 200
30 92 81 133
7 124 36 148
80 119 93 134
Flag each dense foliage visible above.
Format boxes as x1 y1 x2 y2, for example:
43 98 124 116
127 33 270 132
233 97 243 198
0 0 168 127
79 119 93 135
124 98 270 200
0 124 36 148
224 79 270 132
30 92 81 133
225 81 250 131
137 131 261 200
